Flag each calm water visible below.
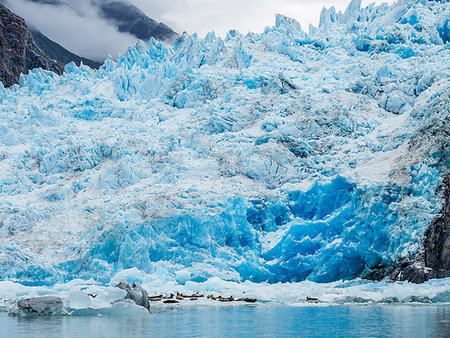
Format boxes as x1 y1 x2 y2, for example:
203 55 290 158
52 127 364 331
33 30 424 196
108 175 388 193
1 305 449 338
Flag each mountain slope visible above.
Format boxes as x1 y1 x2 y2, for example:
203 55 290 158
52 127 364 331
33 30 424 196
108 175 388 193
97 1 178 42
0 0 448 286
31 29 101 69
0 4 63 87
23 0 178 42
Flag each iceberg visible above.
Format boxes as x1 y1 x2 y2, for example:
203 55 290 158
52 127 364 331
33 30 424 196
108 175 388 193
0 0 448 293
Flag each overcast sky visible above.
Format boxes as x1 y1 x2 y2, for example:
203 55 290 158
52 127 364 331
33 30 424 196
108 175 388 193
135 0 395 37
5 0 395 61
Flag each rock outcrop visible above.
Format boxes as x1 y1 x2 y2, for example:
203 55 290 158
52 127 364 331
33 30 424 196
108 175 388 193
0 4 63 87
423 175 450 276
391 174 450 283
116 281 150 311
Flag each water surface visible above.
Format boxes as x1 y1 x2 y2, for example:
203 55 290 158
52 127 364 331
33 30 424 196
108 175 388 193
1 305 449 337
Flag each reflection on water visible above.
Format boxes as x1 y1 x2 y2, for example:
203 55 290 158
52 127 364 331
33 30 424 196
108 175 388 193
1 305 450 337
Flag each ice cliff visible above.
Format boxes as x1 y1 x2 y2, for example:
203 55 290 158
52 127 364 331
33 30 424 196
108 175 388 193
0 0 449 286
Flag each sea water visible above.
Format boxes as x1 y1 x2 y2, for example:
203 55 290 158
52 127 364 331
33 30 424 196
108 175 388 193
1 305 449 337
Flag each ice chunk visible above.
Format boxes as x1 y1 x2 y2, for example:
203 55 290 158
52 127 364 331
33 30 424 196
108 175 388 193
437 18 449 44
13 296 63 316
68 290 91 309
342 0 362 24
319 6 340 29
116 281 150 311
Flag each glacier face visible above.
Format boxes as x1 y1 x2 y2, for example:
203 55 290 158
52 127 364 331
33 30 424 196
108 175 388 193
0 0 449 286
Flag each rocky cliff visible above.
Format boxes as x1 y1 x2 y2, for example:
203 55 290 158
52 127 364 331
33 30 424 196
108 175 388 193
0 4 63 87
392 175 450 283
423 175 450 278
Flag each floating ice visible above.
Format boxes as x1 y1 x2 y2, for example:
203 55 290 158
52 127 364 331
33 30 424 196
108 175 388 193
68 290 91 309
1 275 449 317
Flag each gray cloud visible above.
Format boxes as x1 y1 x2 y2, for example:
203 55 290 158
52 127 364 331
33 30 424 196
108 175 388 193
5 0 138 61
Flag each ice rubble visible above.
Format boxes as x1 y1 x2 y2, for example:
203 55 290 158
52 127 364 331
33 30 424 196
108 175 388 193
0 0 449 291
1 273 450 316
1 279 150 316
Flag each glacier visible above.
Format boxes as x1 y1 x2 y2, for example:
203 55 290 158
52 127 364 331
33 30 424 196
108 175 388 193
0 0 449 297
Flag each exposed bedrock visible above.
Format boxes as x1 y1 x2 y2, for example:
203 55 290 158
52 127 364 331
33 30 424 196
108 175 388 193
390 174 450 283
0 4 63 87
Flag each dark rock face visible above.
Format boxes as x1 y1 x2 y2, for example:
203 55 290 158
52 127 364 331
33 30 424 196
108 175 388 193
391 174 450 283
98 1 178 42
0 4 63 87
390 262 433 284
31 29 101 69
16 296 63 315
423 174 450 276
116 281 150 311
